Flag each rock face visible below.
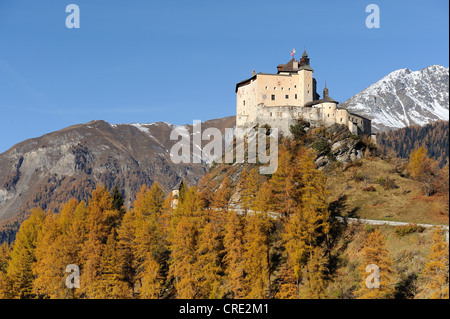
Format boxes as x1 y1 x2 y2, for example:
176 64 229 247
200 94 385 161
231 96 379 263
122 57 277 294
340 65 449 132
314 124 367 170
0 117 235 223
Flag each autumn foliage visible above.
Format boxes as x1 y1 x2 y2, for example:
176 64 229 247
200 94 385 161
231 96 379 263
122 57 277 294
0 139 447 300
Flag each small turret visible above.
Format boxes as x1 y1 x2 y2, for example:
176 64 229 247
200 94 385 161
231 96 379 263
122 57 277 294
299 50 312 71
322 83 337 104
323 82 329 98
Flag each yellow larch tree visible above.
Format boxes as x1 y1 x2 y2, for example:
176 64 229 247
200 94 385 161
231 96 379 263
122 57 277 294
242 213 272 299
6 208 46 299
355 229 395 299
0 241 11 299
238 168 262 213
212 174 233 212
420 227 449 299
223 211 245 299
193 222 222 299
269 147 300 216
281 147 330 298
169 187 204 298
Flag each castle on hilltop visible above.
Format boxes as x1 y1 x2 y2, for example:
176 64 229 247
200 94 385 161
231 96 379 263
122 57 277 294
235 50 371 136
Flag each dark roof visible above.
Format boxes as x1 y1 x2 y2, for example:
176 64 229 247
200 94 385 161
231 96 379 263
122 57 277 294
235 74 257 92
348 112 371 121
304 96 338 107
173 181 183 191
277 58 299 73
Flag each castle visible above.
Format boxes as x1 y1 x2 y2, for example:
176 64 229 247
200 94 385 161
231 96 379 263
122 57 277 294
236 51 371 136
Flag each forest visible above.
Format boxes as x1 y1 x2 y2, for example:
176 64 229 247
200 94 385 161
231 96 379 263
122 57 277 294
377 120 449 167
0 135 448 299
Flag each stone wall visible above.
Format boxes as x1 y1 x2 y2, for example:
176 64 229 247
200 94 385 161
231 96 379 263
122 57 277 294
238 103 371 136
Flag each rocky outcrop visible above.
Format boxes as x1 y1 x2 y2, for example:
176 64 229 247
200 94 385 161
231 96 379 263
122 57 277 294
314 124 368 170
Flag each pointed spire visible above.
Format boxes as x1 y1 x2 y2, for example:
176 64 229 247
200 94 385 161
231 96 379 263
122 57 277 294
323 82 329 98
302 49 308 57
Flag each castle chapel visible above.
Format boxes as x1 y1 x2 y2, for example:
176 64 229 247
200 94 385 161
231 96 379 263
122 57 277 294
236 51 371 136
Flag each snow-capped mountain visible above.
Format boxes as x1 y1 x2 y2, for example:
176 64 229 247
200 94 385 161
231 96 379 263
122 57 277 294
340 65 449 132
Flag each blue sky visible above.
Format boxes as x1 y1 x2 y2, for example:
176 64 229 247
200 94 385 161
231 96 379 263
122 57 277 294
0 0 448 153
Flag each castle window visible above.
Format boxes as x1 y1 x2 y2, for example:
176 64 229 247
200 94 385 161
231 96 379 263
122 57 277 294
328 114 330 118
274 87 277 90
294 85 297 88
285 95 289 99
265 86 268 90
271 95 275 101
295 94 298 99
340 118 343 122
243 101 245 106
270 112 272 116
288 88 291 91
282 87 284 91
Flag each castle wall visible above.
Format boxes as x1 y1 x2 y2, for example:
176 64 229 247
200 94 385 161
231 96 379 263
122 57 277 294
298 69 314 106
255 73 306 107
236 77 258 127
238 102 371 136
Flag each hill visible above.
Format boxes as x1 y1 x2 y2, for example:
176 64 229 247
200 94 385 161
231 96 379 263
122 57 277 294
376 120 449 167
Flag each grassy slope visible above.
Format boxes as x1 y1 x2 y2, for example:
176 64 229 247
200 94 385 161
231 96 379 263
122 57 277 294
327 223 440 299
326 158 449 226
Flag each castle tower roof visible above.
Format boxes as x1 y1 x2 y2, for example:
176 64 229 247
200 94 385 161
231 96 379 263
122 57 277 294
299 50 313 71
277 58 299 73
322 84 337 103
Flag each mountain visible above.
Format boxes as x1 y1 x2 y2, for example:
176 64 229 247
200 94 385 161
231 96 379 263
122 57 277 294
0 116 235 226
340 65 449 132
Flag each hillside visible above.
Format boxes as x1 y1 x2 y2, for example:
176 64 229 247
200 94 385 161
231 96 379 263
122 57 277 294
326 158 448 226
200 125 449 227
376 120 449 167
0 116 235 242
340 65 449 132
0 122 448 299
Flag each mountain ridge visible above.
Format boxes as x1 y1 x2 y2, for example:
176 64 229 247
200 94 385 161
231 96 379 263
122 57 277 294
0 116 235 224
340 64 449 132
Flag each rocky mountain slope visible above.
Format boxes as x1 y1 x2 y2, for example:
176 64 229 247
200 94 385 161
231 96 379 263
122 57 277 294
0 116 235 224
340 65 449 132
